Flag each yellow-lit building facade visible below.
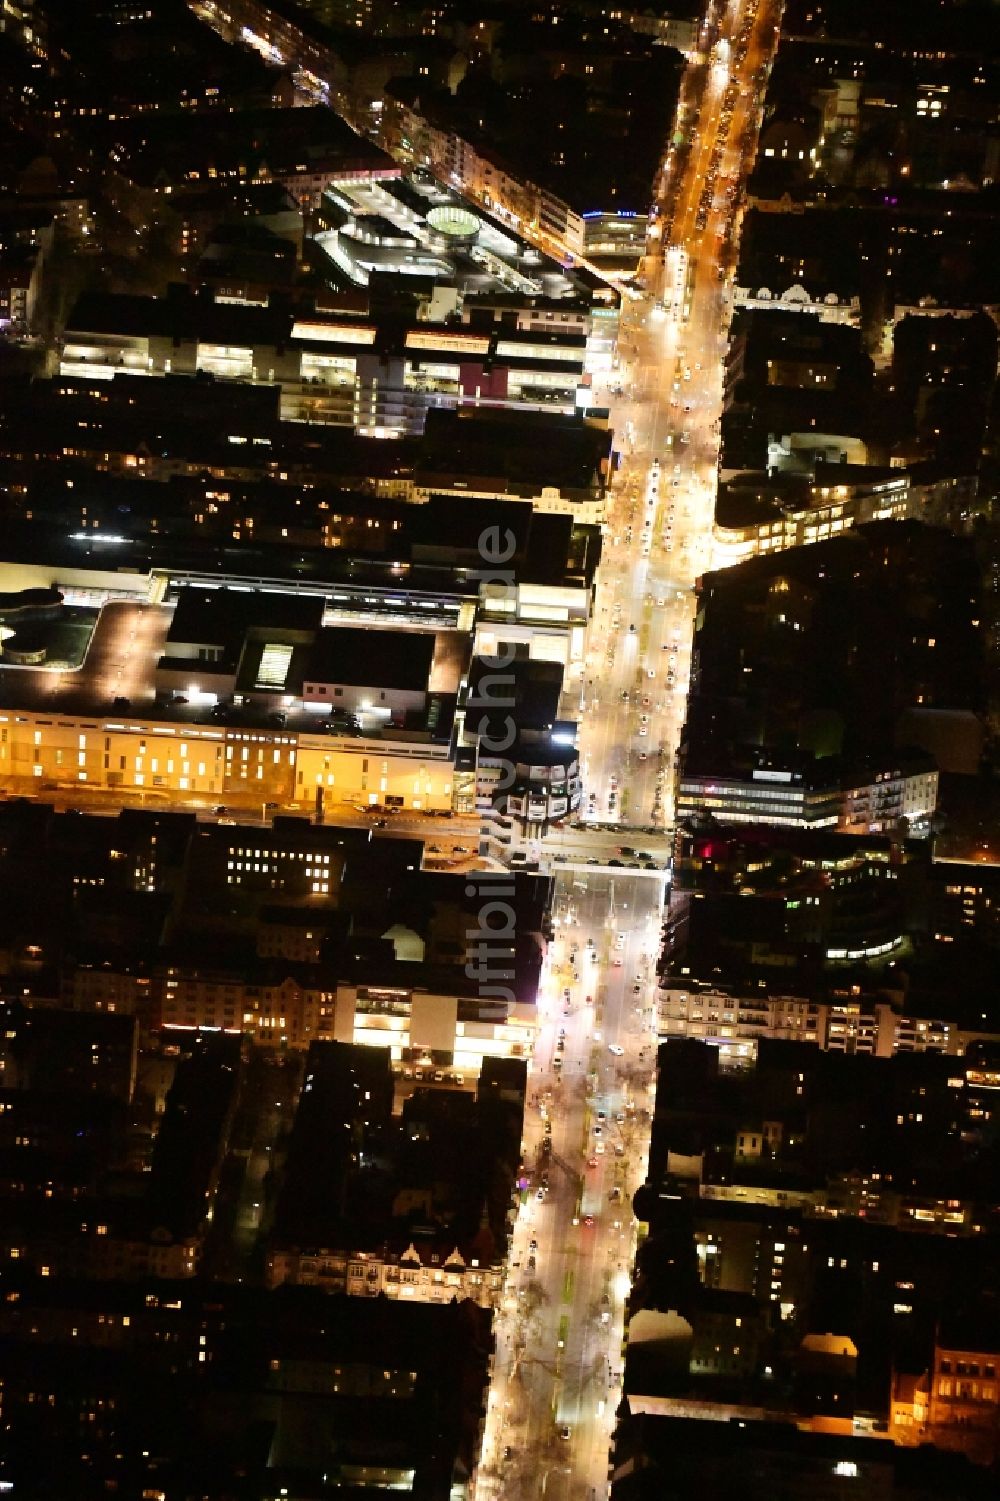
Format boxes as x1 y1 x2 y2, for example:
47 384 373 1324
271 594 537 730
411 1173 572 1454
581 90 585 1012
0 710 458 813
268 1240 505 1308
891 1340 1000 1465
926 1341 1000 1464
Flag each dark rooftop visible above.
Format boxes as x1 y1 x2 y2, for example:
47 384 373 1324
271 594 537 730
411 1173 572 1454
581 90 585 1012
304 626 436 690
415 404 612 495
168 586 325 652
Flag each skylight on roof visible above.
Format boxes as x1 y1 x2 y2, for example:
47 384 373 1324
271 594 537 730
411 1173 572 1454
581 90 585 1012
257 643 293 689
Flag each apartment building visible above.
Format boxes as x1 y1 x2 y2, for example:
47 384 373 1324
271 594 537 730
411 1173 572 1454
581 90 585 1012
266 1045 523 1309
657 989 824 1054
892 1328 1000 1466
656 988 995 1061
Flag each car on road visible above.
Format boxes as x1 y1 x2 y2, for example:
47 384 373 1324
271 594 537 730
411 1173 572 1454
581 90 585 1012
608 1043 625 1056
559 1426 572 1441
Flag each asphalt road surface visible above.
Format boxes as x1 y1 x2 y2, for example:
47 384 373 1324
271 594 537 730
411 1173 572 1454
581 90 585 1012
475 2 783 1496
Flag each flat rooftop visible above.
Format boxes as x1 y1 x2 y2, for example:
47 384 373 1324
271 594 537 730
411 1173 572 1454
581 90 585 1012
0 597 466 741
167 587 325 655
304 627 435 690
415 405 612 495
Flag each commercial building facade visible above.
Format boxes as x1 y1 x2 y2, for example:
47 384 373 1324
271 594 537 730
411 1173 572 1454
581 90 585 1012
60 291 591 435
712 469 976 568
677 759 938 835
0 709 457 812
677 767 842 830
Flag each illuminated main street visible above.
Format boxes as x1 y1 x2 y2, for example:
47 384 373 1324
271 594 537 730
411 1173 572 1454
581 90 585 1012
476 2 784 1497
